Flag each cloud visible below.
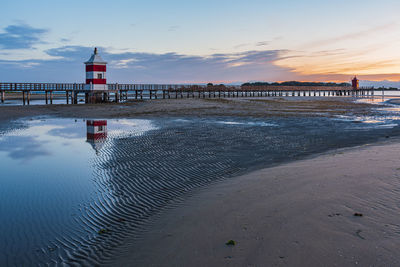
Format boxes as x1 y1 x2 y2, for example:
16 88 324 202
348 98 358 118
256 41 268 47
0 24 48 49
1 45 399 86
168 25 180 32
0 45 293 83
233 43 250 49
301 22 397 49
0 136 50 161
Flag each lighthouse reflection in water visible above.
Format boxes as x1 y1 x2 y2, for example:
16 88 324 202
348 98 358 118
86 120 107 153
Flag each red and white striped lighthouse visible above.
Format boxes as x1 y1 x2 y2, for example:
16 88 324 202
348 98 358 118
84 47 107 90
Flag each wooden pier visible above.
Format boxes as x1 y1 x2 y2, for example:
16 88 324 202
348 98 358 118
0 83 375 105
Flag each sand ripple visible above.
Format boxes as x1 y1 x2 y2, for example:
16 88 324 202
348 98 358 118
2 117 400 266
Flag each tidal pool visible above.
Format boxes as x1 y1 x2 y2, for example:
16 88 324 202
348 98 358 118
1 114 400 265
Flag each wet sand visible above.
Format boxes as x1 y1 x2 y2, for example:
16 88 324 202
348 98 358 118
113 139 400 266
1 97 397 265
0 97 378 123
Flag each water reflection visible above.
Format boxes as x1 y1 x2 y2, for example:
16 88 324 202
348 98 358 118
0 135 50 161
86 120 108 154
1 116 400 266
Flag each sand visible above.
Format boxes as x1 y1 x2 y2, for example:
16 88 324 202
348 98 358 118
0 97 379 123
0 97 396 266
112 139 400 266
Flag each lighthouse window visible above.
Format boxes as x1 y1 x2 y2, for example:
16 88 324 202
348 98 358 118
97 73 103 79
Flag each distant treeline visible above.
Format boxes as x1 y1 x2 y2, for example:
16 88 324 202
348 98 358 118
242 81 351 87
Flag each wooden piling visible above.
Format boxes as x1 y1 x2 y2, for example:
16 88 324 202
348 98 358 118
1 91 4 103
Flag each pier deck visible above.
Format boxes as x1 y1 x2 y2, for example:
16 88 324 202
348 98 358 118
0 83 374 105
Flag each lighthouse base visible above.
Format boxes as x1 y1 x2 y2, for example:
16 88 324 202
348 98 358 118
85 92 110 104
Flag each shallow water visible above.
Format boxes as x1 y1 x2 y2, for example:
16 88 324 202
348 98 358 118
1 112 400 266
2 89 399 106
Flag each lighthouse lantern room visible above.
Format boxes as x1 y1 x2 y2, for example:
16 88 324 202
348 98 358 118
84 48 107 91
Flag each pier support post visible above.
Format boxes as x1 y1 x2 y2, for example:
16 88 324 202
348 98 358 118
27 91 30 105
23 91 26 105
50 91 53 104
66 91 69 104
1 91 4 103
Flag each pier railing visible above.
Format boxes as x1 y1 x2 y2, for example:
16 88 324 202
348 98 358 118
0 82 375 105
1 82 374 92
0 83 86 91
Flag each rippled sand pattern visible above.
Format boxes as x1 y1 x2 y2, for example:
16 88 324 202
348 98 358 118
59 118 400 265
2 116 400 266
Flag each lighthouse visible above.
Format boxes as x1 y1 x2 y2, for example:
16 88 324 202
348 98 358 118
84 48 107 91
352 76 359 90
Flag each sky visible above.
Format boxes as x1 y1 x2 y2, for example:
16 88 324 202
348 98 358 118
1 0 400 86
